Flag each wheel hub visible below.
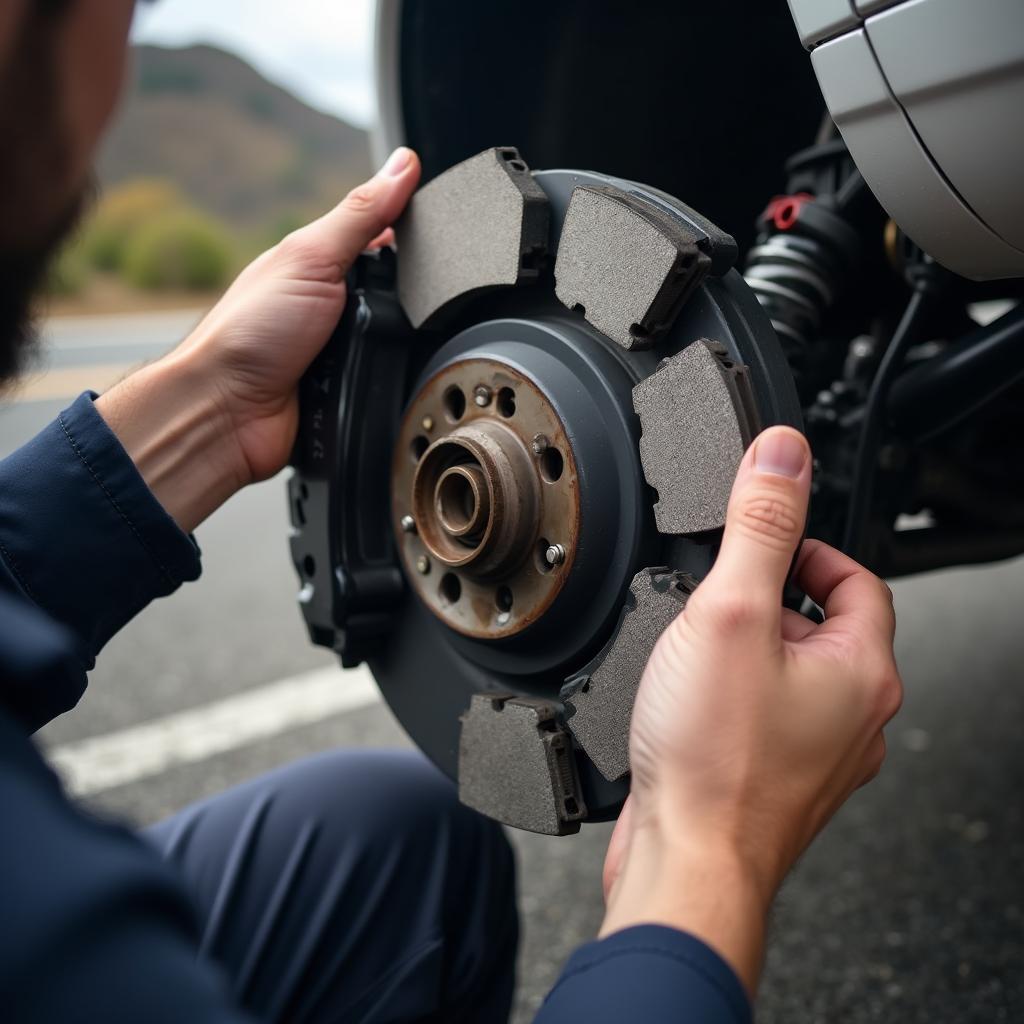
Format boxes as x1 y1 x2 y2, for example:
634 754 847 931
393 358 580 639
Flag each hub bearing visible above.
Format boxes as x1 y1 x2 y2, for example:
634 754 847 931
393 359 579 639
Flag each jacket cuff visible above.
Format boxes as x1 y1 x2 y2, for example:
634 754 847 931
537 925 751 1023
0 392 201 675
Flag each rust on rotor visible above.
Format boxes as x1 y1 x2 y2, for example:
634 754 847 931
392 358 580 639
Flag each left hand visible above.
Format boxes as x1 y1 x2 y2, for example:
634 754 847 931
98 148 420 531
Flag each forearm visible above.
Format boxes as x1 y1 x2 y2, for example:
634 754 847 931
96 349 248 534
601 825 770 997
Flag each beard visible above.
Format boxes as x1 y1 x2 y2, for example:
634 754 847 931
0 5 88 387
0 190 90 384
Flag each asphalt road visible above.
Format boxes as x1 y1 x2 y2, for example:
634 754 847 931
2 311 1023 1022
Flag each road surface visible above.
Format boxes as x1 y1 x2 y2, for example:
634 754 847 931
1 310 1022 1022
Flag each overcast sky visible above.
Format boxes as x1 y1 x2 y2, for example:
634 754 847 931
132 0 378 127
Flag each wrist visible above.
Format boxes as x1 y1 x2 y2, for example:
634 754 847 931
96 346 250 533
601 817 773 996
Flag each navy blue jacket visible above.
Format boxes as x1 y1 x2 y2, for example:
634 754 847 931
0 393 750 1022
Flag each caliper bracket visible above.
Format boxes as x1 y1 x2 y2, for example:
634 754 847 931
288 249 413 667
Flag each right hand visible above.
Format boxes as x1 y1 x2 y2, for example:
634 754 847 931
601 426 902 991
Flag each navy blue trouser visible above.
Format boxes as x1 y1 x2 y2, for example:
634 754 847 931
146 749 519 1023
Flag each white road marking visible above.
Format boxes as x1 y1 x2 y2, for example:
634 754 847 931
45 666 381 797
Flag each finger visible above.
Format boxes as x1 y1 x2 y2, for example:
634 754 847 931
602 796 634 904
299 147 421 274
702 426 811 637
368 227 396 251
794 539 895 642
781 607 817 642
857 733 887 788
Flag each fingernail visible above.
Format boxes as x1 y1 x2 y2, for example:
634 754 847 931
382 147 412 177
754 429 807 479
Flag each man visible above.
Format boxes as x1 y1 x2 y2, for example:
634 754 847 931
0 2 902 1021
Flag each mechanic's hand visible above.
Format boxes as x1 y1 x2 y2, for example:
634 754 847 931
601 426 902 994
98 148 420 532
183 146 421 483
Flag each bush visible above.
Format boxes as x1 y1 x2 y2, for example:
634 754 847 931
122 210 235 292
83 180 184 272
46 240 91 298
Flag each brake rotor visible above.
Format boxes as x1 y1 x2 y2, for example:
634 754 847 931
288 148 800 835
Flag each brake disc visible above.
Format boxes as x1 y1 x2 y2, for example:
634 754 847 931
288 148 800 835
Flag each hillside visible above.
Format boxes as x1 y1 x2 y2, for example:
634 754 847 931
97 44 373 230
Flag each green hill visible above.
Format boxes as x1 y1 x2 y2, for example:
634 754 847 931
97 44 373 230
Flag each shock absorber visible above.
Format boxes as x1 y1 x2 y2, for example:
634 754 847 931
744 142 863 376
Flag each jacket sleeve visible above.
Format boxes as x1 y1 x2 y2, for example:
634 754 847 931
535 925 752 1023
0 710 253 1024
0 392 201 730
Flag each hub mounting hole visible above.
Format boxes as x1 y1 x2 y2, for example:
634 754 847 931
495 586 514 613
540 447 563 483
410 435 429 462
439 573 461 605
497 387 516 418
443 386 466 422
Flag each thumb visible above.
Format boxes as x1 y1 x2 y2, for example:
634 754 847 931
702 426 811 635
298 146 421 273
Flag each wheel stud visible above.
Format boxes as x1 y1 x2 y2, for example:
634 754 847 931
473 385 493 407
545 543 567 567
400 515 417 534
416 555 431 575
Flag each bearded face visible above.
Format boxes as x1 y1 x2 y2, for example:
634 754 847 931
0 1 119 385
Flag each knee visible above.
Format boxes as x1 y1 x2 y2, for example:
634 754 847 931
269 748 513 874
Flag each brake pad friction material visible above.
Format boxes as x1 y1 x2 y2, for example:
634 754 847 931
395 147 549 328
554 185 712 350
563 569 695 782
633 340 758 535
458 694 587 836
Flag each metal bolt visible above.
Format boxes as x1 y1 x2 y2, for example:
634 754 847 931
416 555 431 575
545 543 567 567
851 337 874 359
400 515 417 534
531 433 549 456
421 416 434 432
473 385 493 407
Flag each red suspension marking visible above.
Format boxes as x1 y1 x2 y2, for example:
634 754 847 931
761 192 815 232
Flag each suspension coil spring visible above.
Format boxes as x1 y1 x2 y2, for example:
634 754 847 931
744 193 860 366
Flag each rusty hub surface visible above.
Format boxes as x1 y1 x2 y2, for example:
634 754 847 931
393 358 580 639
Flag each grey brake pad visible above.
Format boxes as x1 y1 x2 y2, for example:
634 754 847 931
633 340 759 534
563 569 695 782
458 694 587 836
554 185 711 350
395 147 549 328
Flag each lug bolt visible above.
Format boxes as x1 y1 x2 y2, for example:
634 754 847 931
421 416 434 432
400 515 417 534
545 543 567 567
531 433 549 456
416 555 431 575
473 385 493 407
